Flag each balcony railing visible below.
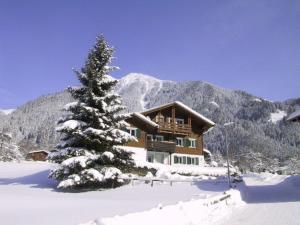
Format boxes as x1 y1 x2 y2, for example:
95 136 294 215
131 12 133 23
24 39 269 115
146 140 176 153
157 122 192 134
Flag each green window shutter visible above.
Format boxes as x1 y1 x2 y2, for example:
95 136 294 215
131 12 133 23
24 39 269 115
136 129 141 138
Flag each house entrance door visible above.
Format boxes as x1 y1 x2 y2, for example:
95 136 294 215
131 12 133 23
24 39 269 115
155 152 165 164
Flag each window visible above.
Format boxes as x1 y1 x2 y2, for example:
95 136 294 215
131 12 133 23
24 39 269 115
189 139 196 148
178 157 182 164
173 155 200 166
191 158 195 165
174 156 178 164
176 118 184 124
127 128 137 137
187 157 191 165
147 155 154 163
147 134 153 141
176 137 184 146
155 135 164 142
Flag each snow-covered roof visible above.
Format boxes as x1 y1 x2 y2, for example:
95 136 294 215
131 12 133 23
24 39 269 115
142 101 215 126
203 148 212 155
131 112 159 128
287 109 300 121
28 150 49 154
175 101 215 126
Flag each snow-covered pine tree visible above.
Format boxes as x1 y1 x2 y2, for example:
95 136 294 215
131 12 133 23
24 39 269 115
49 35 136 189
0 132 23 161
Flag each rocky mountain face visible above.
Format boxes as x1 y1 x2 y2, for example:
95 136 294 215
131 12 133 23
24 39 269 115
1 73 300 172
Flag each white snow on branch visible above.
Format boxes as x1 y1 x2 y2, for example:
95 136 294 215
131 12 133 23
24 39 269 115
64 102 79 110
62 155 90 168
56 120 86 132
101 167 122 180
102 151 114 160
209 101 219 108
104 65 120 71
84 127 105 136
81 168 104 182
97 75 116 85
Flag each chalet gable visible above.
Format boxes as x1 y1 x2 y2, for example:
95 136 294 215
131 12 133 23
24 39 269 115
287 109 300 122
126 101 215 134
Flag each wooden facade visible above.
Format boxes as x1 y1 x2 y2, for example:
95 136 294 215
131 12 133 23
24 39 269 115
124 101 214 165
26 150 49 161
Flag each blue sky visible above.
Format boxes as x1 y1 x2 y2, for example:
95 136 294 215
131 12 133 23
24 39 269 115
0 0 299 108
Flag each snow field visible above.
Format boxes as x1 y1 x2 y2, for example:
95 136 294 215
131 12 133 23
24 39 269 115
269 109 287 124
80 190 244 225
2 162 299 225
220 172 300 225
0 161 230 225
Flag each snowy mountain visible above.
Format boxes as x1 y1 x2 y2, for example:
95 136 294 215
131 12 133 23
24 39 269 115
0 92 74 155
0 73 299 172
0 109 15 115
116 73 171 112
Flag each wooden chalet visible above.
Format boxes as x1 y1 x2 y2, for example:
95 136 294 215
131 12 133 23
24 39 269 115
124 101 215 166
26 150 49 161
287 109 300 123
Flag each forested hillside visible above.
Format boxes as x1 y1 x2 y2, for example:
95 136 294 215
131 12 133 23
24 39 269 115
1 73 299 173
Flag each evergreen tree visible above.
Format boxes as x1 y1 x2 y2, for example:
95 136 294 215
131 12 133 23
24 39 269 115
0 132 22 161
49 35 136 189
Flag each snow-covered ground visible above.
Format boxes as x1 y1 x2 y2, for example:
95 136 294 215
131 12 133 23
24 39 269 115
220 173 300 225
1 162 299 225
82 172 300 225
269 110 287 124
82 189 243 225
0 161 231 225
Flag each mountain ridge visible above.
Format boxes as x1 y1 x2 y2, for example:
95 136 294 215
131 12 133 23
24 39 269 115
0 73 299 172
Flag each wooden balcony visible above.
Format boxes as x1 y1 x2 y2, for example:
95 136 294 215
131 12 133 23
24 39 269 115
157 122 192 135
146 140 176 153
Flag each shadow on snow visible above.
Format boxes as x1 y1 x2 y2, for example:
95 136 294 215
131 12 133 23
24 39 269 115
237 175 300 204
0 169 58 190
194 176 230 192
194 175 300 204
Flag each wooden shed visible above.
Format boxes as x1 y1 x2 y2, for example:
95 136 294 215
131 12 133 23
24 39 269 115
26 150 49 161
287 109 300 123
